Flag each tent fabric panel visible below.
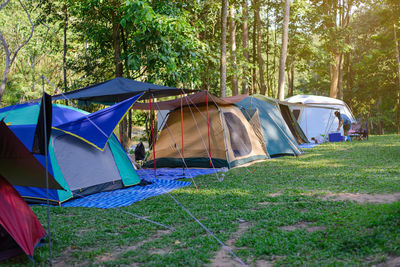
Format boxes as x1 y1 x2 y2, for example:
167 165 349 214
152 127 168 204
108 135 140 186
54 94 143 150
0 176 46 258
229 155 267 168
53 134 123 192
147 105 227 162
246 109 270 157
133 91 248 110
48 137 73 203
14 185 60 204
220 105 269 165
238 97 301 157
279 104 309 144
0 104 88 126
144 157 229 168
1 123 61 189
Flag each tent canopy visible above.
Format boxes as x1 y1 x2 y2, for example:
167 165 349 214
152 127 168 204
52 77 197 104
133 91 248 110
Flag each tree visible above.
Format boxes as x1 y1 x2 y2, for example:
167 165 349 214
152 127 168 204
277 0 290 100
221 0 228 97
0 0 34 104
255 0 266 95
229 4 239 95
242 0 249 94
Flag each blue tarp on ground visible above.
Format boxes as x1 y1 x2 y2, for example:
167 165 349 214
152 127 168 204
136 168 220 181
299 143 320 149
61 168 220 208
62 179 191 208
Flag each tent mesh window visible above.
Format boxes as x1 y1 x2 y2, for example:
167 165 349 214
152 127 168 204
223 112 252 157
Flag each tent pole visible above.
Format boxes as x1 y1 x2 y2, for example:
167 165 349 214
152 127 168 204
180 93 185 175
206 92 211 166
149 94 156 179
42 76 53 266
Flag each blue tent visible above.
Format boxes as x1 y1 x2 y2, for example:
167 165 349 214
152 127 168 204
237 95 302 157
0 98 141 204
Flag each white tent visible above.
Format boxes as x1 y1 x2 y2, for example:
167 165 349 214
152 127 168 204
285 95 356 141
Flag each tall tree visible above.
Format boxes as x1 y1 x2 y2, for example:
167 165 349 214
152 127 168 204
229 4 238 95
0 0 34 104
221 0 228 97
255 0 266 95
252 0 257 94
277 0 290 100
242 0 249 94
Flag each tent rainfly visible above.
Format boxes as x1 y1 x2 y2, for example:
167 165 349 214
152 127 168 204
285 95 356 141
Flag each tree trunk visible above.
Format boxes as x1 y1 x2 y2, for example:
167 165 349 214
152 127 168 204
229 5 238 95
272 11 278 98
113 15 128 148
255 0 266 95
220 0 228 97
252 0 257 94
277 0 290 100
338 53 344 100
329 52 340 98
266 7 271 97
63 4 68 92
242 0 249 94
394 22 400 134
287 54 294 97
0 0 34 104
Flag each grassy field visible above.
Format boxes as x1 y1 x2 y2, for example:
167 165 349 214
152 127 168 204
5 135 400 266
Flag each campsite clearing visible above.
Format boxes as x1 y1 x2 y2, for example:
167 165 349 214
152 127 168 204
4 135 400 266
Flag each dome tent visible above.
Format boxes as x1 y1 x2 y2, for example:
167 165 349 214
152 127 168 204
237 95 302 157
285 95 356 141
142 92 269 168
0 102 140 205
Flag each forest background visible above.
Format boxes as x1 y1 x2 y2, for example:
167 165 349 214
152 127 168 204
0 0 399 134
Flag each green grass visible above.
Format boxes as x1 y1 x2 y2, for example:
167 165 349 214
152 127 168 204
4 135 400 266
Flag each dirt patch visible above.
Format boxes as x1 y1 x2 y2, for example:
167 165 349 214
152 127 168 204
255 259 274 267
279 222 326 233
374 256 400 267
210 219 251 267
318 192 400 204
93 229 172 264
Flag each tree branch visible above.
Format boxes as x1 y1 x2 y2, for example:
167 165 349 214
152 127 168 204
0 0 10 11
10 0 35 66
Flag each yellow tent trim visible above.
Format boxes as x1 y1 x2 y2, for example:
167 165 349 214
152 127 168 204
51 94 143 151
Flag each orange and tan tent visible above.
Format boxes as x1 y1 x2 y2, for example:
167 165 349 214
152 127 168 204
143 92 269 168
